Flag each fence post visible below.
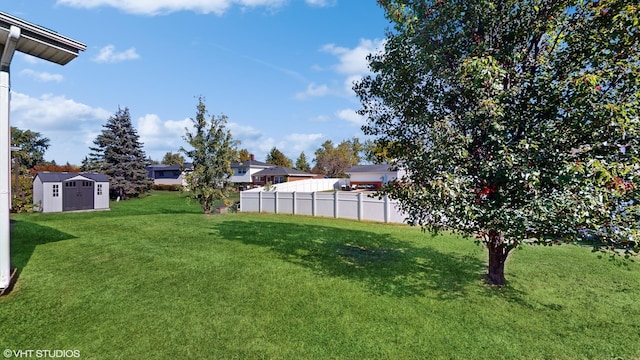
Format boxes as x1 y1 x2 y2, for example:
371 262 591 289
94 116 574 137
292 191 297 215
312 192 316 217
334 191 339 218
258 191 263 213
384 194 389 223
274 191 279 214
357 192 363 221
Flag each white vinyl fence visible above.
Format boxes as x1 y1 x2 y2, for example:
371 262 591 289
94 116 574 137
240 191 408 224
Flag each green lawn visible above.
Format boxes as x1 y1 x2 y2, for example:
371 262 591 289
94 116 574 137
2 191 639 359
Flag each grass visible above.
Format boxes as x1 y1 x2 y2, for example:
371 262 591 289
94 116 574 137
2 191 639 359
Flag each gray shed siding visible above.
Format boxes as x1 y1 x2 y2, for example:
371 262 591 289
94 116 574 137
33 172 110 213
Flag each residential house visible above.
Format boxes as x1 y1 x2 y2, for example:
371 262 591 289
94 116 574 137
231 155 274 189
146 163 192 186
252 166 322 186
345 164 404 190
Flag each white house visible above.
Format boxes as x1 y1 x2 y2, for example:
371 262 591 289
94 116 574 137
33 172 110 213
346 164 405 190
230 155 274 189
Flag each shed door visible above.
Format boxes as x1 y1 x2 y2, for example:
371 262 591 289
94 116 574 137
63 180 94 211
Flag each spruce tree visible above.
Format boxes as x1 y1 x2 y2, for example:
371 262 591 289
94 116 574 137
88 107 153 199
295 152 311 172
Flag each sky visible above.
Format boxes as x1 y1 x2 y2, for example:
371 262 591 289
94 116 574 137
4 0 391 165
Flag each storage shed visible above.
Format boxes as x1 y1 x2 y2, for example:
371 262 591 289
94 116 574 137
33 172 110 213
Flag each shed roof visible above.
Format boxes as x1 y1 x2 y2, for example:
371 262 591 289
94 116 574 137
252 166 316 177
35 172 109 183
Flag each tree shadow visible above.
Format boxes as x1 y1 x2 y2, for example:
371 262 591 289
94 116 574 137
6 220 76 294
212 220 486 299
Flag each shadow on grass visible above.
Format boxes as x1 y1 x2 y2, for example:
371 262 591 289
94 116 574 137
8 220 76 292
213 220 486 299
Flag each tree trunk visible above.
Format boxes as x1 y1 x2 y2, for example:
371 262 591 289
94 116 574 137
486 229 511 286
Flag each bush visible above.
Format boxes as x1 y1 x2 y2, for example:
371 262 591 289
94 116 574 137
11 175 35 213
152 184 184 192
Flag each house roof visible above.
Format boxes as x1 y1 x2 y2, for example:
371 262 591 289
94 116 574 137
231 159 274 168
146 163 192 171
35 172 110 183
252 166 316 177
346 164 395 173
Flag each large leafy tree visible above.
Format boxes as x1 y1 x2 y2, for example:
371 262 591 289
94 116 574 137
312 138 362 177
238 148 251 162
181 97 236 214
265 147 293 168
161 152 185 166
355 0 640 285
10 127 50 173
85 107 153 199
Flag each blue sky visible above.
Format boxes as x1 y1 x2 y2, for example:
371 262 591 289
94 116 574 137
5 0 390 165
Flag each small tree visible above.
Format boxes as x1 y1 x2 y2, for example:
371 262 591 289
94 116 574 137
295 151 311 172
86 107 153 199
181 97 236 214
356 0 640 285
265 147 293 168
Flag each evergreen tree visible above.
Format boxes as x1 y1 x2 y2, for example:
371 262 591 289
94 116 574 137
181 97 236 214
265 147 293 168
88 107 153 199
295 151 311 172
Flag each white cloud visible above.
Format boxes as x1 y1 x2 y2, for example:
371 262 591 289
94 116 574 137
343 74 363 94
93 45 140 63
11 92 110 130
305 0 336 7
298 38 384 101
283 133 324 154
137 114 192 159
321 38 384 75
335 108 364 127
19 69 64 83
295 82 330 100
9 92 112 164
57 0 290 15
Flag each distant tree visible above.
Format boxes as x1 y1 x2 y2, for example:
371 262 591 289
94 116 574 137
238 148 251 162
363 139 394 164
86 107 153 199
10 127 50 173
181 97 236 214
265 147 293 168
355 0 640 285
161 152 185 166
30 163 80 176
312 138 362 177
295 151 311 172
